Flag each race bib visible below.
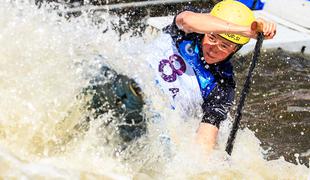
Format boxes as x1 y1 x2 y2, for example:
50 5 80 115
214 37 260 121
147 34 202 109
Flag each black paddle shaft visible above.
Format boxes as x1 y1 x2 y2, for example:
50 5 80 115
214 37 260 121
225 33 264 155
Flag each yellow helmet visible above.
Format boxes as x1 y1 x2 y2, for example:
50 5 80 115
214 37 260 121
210 0 255 45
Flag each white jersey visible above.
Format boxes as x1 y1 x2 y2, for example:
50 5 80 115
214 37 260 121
146 34 203 114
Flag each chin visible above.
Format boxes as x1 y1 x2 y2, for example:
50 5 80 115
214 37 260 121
204 57 217 64
205 55 227 64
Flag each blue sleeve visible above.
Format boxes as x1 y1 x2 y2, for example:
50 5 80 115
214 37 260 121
201 83 235 129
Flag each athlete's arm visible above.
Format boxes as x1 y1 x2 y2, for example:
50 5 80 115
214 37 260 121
196 122 218 153
195 82 235 153
175 11 276 39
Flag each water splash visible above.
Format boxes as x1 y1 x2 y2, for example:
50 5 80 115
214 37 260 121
0 1 308 179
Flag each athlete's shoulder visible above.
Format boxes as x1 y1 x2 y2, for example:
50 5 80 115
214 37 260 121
217 60 234 77
210 60 236 88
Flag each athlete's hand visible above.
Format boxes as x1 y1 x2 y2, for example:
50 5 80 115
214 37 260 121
249 18 277 39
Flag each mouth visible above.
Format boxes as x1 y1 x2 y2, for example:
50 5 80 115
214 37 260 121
205 52 216 59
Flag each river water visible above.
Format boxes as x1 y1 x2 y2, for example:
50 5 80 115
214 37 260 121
0 1 309 179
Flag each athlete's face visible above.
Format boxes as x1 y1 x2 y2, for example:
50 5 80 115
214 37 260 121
202 33 238 64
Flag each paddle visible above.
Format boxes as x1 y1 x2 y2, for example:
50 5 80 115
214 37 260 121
225 22 265 155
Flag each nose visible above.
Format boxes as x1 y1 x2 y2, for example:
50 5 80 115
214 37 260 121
209 44 220 55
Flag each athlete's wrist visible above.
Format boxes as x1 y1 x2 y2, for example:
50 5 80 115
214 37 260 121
239 26 255 38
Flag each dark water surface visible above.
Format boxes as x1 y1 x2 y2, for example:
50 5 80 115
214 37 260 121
232 49 310 167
